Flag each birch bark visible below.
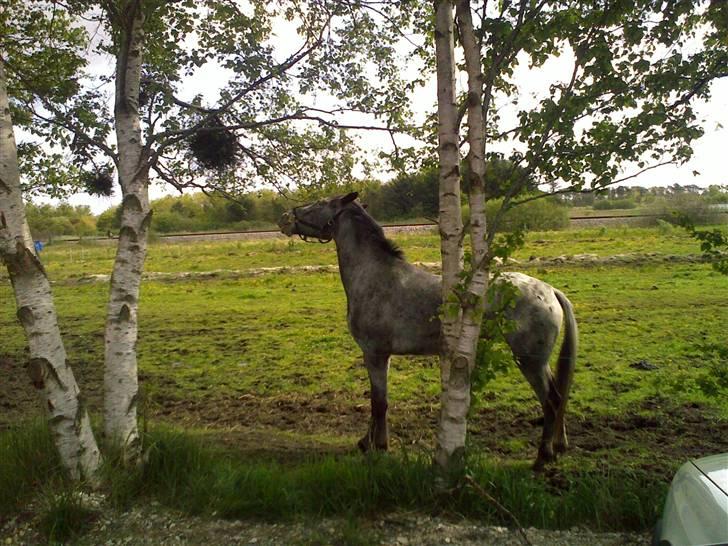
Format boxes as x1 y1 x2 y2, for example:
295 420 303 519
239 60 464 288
433 0 467 469
103 3 150 457
434 0 492 469
0 61 101 482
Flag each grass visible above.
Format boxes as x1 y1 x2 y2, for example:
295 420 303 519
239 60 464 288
130 427 664 530
0 421 60 515
38 489 97 543
0 423 665 534
3 224 723 283
2 263 724 419
1 224 726 538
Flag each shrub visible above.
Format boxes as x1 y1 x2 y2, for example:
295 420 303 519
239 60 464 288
485 197 570 232
593 198 637 210
656 219 674 236
649 194 724 226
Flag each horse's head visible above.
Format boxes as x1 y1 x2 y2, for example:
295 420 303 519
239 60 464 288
278 192 359 242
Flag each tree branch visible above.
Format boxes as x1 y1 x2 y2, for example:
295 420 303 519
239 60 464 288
509 161 675 207
20 99 118 163
150 17 333 157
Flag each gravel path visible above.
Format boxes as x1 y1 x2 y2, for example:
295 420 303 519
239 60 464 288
1 498 650 545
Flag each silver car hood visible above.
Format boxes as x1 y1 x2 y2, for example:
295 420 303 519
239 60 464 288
692 453 728 498
658 453 728 546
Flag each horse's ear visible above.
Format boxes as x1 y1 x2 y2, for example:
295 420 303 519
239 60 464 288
341 192 359 205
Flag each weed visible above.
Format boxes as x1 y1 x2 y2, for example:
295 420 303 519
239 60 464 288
39 489 97 544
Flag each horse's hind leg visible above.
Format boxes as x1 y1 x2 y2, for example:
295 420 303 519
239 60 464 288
516 355 562 471
554 415 568 455
358 352 390 452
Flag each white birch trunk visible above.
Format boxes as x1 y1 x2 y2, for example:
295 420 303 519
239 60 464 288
438 0 488 462
433 0 467 469
434 0 493 469
0 61 101 482
104 5 150 457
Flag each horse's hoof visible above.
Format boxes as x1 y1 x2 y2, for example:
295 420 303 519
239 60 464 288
357 436 371 453
533 444 556 472
532 458 547 473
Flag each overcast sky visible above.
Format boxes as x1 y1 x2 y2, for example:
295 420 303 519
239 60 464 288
46 12 728 215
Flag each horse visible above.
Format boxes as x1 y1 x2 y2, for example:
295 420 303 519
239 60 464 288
278 192 578 470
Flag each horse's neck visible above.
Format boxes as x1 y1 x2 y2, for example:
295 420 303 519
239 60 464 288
333 214 393 292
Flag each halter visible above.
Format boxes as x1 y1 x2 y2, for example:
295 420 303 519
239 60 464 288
292 206 345 244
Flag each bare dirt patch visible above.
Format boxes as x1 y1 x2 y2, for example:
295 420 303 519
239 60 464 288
147 388 728 475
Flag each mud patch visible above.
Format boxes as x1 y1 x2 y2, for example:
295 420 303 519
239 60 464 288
144 390 727 475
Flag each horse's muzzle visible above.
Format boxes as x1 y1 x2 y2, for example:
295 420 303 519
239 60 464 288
278 211 296 236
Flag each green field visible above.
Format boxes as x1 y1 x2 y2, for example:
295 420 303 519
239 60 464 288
1 225 727 532
0 222 728 458
1 224 713 282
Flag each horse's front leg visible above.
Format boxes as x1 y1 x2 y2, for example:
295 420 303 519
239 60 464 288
358 352 390 452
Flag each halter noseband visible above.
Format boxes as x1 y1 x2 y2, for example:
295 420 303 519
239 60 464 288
292 206 345 244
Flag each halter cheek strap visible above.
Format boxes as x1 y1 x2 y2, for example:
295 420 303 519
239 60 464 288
292 207 346 243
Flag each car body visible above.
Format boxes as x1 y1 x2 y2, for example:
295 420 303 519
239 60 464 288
653 453 728 546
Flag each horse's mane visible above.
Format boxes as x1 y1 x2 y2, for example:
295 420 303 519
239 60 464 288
344 204 404 260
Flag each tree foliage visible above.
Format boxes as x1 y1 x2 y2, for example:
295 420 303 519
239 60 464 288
25 203 96 239
364 0 728 208
0 0 91 198
676 214 728 274
6 1 418 200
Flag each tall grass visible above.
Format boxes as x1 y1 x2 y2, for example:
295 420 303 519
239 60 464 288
0 421 61 515
1 424 667 533
103 427 666 531
38 488 97 543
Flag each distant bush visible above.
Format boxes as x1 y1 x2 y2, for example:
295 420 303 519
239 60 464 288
702 185 728 205
486 196 570 232
593 199 637 210
96 205 122 233
363 167 439 221
649 194 725 226
26 202 97 241
656 219 675 236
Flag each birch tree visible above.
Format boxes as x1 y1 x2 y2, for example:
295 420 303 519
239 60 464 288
0 4 101 482
14 0 411 459
430 0 728 469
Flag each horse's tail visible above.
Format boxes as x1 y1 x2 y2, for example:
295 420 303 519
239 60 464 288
553 289 578 442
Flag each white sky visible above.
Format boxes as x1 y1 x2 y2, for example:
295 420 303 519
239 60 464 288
38 11 728 214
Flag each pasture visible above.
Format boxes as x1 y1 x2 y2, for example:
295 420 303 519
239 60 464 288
1 224 727 533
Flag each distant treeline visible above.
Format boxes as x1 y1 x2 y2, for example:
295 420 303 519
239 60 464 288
566 183 728 208
87 165 572 235
25 203 97 241
26 173 728 240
